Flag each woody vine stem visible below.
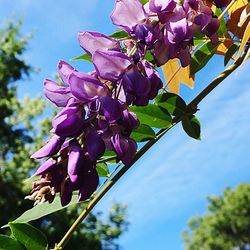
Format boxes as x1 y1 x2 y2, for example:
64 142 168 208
54 44 250 250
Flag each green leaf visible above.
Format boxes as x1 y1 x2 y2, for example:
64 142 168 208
96 163 110 177
140 0 149 4
70 53 92 62
193 32 206 46
145 50 155 64
155 92 187 116
190 42 218 75
9 223 48 250
181 115 201 140
224 44 240 66
3 194 87 226
130 124 156 142
109 30 128 39
130 104 172 129
0 235 25 250
215 8 227 36
99 150 116 164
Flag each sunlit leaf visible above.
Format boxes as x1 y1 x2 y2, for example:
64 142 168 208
227 0 248 39
155 92 187 116
215 8 227 36
236 22 250 59
96 163 110 177
162 58 180 94
140 0 149 4
0 235 25 250
180 65 194 89
224 44 240 66
215 32 234 56
238 5 250 27
190 42 218 75
130 104 172 129
182 115 201 140
9 223 48 250
109 30 128 39
99 150 117 164
70 53 92 62
130 124 156 142
228 0 248 17
3 194 87 226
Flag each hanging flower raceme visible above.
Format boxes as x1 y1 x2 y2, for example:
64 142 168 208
28 0 225 206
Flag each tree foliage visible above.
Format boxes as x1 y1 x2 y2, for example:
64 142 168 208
183 184 250 250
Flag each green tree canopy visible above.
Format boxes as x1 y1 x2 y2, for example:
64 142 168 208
183 184 250 250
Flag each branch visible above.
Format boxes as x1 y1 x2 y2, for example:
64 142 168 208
54 44 249 250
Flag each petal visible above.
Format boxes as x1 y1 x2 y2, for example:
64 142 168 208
78 31 119 56
119 110 140 132
122 69 151 96
93 50 131 81
69 71 108 102
60 179 73 206
78 169 99 201
44 79 72 107
149 0 176 14
111 134 137 165
58 60 77 85
86 131 105 161
33 159 57 176
31 135 65 159
111 0 148 33
68 144 86 176
52 106 85 137
99 96 123 123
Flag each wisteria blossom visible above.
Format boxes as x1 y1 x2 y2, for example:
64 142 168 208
27 0 221 206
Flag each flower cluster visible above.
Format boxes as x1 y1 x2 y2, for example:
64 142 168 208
27 0 224 206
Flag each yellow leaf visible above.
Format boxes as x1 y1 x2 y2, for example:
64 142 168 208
161 59 194 94
180 65 194 89
162 58 180 94
238 5 250 27
215 33 234 56
227 2 249 38
237 23 250 58
228 0 248 16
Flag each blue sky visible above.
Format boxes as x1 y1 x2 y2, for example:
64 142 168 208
1 1 250 249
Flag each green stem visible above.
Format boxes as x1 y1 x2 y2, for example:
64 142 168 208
54 44 249 250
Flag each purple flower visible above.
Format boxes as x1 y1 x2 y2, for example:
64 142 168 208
93 50 131 81
52 102 85 137
149 0 176 23
58 60 77 85
78 169 99 202
78 31 120 56
31 135 65 159
69 71 109 102
111 133 137 165
60 179 73 206
164 16 193 67
99 96 124 123
85 131 105 161
111 0 148 34
122 67 151 105
33 159 57 176
119 110 140 133
44 79 72 107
